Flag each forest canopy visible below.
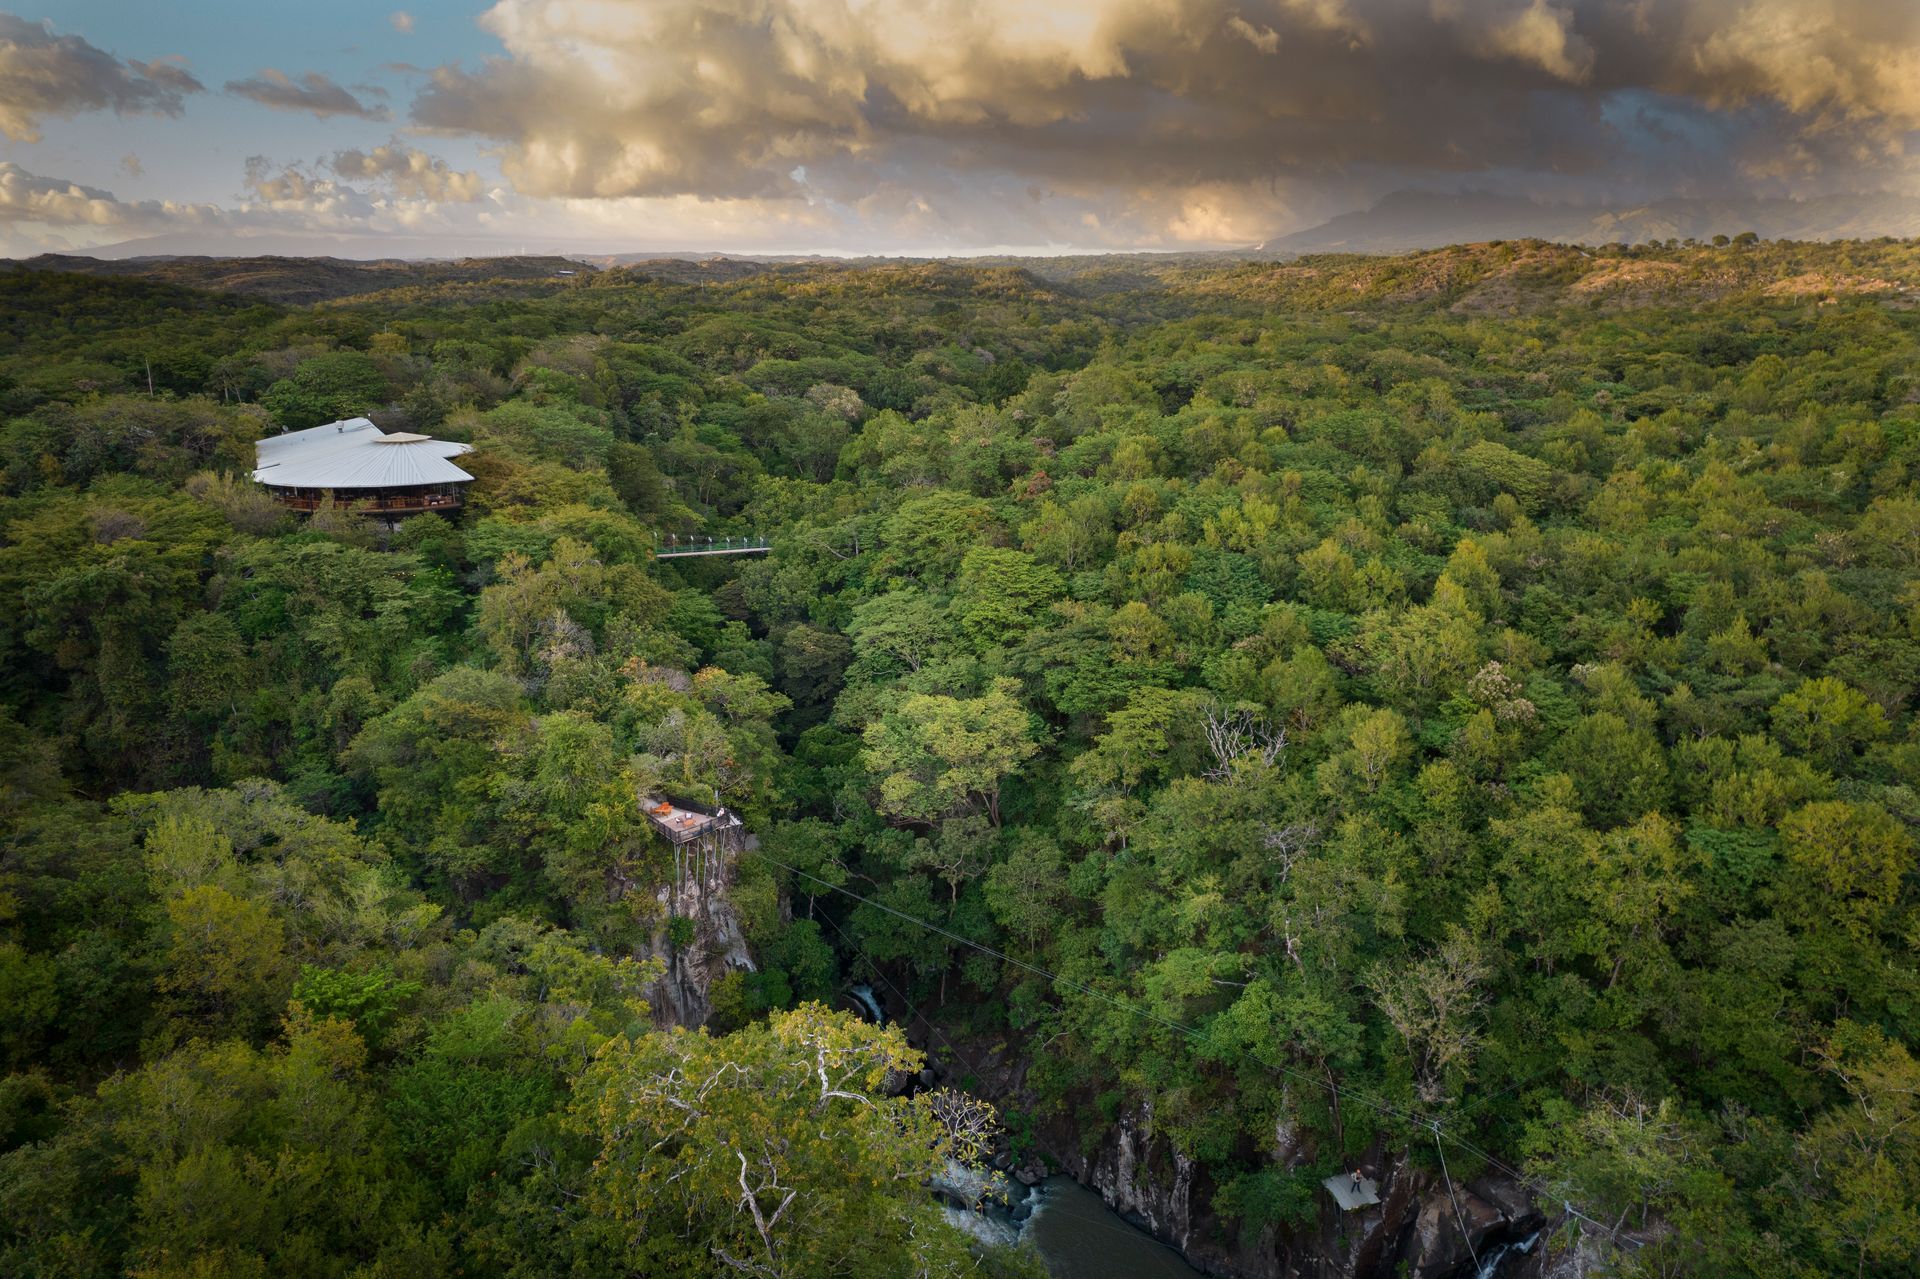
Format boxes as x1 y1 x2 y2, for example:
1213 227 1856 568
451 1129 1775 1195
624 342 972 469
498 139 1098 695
3 237 1920 1278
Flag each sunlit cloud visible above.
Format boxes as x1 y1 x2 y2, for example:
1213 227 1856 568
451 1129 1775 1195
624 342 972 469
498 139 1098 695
329 142 486 202
6 1 1920 254
397 0 1920 247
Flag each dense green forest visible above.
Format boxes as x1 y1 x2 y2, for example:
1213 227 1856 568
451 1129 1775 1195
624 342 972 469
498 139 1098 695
3 237 1919 1278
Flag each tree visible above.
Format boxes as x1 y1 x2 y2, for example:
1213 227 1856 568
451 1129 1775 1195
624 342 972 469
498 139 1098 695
1771 677 1888 771
1019 493 1113 572
984 830 1068 946
166 612 249 723
846 591 948 675
862 677 1039 825
952 546 1062 650
155 883 291 1040
1553 712 1670 828
1779 800 1912 938
1367 928 1488 1105
874 490 998 581
572 1004 1029 1278
260 352 389 429
1790 1023 1920 1279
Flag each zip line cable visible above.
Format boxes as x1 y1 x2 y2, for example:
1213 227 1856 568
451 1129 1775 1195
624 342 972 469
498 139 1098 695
816 909 1212 1264
742 843 1642 1250
1434 1123 1481 1273
817 906 978 1080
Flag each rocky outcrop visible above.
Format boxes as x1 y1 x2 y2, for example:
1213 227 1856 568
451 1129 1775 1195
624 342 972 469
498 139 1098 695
641 841 756 1029
929 1026 1547 1279
1322 1152 1544 1279
1059 1100 1198 1252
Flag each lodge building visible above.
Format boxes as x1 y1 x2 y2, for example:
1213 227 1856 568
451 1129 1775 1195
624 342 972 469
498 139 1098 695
252 417 474 518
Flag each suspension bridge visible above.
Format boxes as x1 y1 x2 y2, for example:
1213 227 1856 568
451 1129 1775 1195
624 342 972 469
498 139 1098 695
652 533 773 559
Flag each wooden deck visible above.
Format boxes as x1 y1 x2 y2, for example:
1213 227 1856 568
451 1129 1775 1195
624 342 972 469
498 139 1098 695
642 796 742 845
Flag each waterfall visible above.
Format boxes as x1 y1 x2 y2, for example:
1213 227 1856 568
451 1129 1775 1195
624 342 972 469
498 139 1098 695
1474 1229 1541 1279
847 982 886 1024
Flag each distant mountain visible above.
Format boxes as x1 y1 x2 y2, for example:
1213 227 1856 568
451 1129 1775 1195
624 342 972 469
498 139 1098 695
1262 190 1920 255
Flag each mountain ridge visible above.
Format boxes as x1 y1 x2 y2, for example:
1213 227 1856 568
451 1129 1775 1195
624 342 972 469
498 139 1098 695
1262 189 1920 255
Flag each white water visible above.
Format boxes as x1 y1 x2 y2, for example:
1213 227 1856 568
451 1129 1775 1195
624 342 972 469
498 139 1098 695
944 1204 1024 1249
1474 1229 1541 1278
847 982 886 1024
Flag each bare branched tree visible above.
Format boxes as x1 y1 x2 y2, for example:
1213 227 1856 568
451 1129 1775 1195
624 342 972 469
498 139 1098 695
1367 929 1490 1105
1263 822 1320 970
1203 702 1288 780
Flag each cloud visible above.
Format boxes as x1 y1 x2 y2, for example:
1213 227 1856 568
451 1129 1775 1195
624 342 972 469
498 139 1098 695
0 163 137 226
1227 15 1281 54
0 154 848 258
328 142 486 201
391 11 415 34
1683 0 1920 129
13 1 1920 254
0 14 203 141
241 157 385 222
1435 0 1593 82
0 161 225 253
225 68 389 119
397 0 1920 246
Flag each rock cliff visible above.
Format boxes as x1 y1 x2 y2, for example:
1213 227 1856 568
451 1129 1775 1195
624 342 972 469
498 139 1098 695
641 836 757 1029
945 1029 1552 1278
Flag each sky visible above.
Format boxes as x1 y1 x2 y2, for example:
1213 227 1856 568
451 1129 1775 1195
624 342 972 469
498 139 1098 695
2 0 1919 258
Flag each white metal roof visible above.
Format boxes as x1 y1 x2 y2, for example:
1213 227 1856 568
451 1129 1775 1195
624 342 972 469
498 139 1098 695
252 418 475 490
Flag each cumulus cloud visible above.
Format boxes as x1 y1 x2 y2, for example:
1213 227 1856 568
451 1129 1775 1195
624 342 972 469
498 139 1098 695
12 0 1920 254
1434 0 1593 82
1227 15 1281 54
0 14 203 141
329 143 486 201
391 11 415 34
0 163 136 226
1683 0 1920 129
398 0 1920 245
0 161 225 254
226 68 389 119
0 156 483 255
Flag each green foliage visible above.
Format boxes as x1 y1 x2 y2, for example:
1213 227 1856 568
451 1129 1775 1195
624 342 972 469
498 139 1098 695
261 351 389 429
863 678 1040 825
292 965 421 1045
4 244 1920 1277
574 1004 1034 1278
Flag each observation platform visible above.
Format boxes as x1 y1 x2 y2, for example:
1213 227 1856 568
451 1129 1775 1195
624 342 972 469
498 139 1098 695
642 795 744 846
1324 1173 1380 1212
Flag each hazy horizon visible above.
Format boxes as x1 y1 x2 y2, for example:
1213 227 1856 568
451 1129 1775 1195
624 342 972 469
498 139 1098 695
6 2 1920 258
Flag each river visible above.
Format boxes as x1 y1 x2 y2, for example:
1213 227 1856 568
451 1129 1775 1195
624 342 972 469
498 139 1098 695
939 1174 1198 1275
1019 1176 1203 1278
963 1174 1537 1279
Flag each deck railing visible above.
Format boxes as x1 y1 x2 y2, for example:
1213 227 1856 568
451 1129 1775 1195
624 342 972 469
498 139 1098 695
273 493 463 513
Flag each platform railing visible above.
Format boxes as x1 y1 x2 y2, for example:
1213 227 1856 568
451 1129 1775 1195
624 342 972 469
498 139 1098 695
653 533 773 558
274 493 463 513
